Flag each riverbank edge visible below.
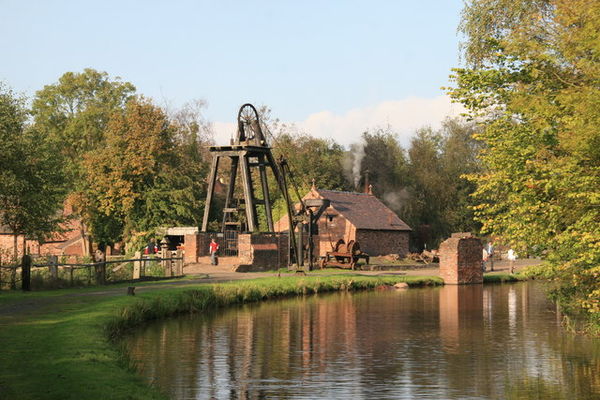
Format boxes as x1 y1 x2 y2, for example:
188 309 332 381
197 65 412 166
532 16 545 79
105 275 444 340
0 274 441 399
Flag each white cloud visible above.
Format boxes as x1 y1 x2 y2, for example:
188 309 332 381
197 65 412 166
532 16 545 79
212 95 465 147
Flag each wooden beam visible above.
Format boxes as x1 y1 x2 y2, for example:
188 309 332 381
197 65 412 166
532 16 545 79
259 154 274 232
239 154 257 231
221 156 239 231
201 155 220 232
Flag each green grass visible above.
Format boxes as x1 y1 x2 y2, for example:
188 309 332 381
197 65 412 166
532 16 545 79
0 274 441 399
483 273 528 283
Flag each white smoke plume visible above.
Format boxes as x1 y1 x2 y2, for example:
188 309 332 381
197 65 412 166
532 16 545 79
351 138 366 189
383 189 410 211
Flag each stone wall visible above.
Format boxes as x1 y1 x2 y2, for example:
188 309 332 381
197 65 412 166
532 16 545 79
355 229 410 257
439 233 483 284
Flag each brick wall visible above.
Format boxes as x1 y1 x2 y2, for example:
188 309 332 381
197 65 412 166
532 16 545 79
236 232 289 271
183 232 222 263
439 234 483 284
355 229 409 257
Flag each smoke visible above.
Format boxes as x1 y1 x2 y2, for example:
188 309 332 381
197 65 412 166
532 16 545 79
343 138 366 190
383 189 410 211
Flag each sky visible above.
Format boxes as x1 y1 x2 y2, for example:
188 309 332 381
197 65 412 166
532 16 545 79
1 0 465 146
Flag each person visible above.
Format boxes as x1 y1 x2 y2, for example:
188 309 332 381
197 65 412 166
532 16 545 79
144 241 159 255
482 248 489 272
507 248 517 274
209 238 219 266
487 241 495 271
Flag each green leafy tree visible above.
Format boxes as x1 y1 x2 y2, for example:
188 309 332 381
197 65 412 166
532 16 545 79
354 128 409 198
31 68 135 173
405 120 482 248
448 0 600 330
31 69 136 254
0 84 65 285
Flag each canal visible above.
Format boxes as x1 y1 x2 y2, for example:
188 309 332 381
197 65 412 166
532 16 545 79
123 282 600 399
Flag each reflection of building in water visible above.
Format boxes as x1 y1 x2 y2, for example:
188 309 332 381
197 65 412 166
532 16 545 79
439 285 484 353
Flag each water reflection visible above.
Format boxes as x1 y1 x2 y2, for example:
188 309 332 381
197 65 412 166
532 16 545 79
124 283 600 399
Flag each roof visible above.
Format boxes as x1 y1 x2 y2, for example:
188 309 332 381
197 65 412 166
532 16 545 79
314 189 411 231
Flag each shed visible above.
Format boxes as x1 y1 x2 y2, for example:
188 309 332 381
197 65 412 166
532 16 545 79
275 188 412 257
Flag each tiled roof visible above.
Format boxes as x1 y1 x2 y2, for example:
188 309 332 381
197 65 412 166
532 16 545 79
315 189 411 231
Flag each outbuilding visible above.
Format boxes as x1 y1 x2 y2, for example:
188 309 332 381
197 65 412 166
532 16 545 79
275 187 412 257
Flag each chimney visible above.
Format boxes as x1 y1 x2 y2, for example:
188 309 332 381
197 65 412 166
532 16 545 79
363 169 370 194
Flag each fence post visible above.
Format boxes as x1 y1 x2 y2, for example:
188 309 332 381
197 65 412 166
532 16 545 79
21 255 31 291
95 252 106 285
49 255 58 283
133 251 142 280
176 249 183 276
160 239 171 277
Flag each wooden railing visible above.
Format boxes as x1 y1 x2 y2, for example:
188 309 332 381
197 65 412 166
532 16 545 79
0 249 184 291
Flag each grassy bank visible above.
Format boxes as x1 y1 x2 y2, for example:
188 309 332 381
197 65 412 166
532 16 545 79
0 274 441 399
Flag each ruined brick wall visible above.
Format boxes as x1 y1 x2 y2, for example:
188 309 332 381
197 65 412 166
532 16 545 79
439 234 483 284
355 230 410 257
236 232 289 271
237 233 252 264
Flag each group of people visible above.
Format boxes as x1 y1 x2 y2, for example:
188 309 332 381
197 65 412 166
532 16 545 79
483 242 518 273
143 238 220 265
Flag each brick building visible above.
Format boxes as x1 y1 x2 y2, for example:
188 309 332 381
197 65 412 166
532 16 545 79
275 188 412 257
0 204 88 263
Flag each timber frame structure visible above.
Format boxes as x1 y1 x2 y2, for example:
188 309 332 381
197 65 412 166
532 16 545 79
201 103 293 233
201 103 331 269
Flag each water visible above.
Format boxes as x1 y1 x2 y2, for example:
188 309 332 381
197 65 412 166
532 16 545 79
123 283 600 399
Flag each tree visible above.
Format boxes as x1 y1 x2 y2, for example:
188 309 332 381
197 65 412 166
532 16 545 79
31 69 135 168
31 69 136 254
82 97 205 250
405 120 482 249
355 128 409 197
0 84 65 285
449 0 600 330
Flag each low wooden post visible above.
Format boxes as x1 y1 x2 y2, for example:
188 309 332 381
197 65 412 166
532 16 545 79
133 251 142 280
176 249 183 276
21 255 31 291
95 252 106 285
69 267 74 286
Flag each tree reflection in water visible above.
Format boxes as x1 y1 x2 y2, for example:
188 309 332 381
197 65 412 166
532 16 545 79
124 283 600 400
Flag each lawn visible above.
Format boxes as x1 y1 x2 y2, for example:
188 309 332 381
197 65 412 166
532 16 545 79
0 274 442 399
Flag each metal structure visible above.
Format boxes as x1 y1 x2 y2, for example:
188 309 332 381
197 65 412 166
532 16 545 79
320 239 370 270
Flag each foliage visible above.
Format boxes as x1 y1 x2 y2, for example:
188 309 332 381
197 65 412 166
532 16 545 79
404 119 482 248
31 68 136 174
82 97 207 248
448 0 600 330
352 128 409 196
31 69 136 252
0 83 66 243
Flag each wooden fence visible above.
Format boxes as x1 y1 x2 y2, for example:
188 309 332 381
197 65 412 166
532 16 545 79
0 249 184 291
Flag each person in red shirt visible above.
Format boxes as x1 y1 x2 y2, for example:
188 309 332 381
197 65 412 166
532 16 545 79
209 239 219 265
